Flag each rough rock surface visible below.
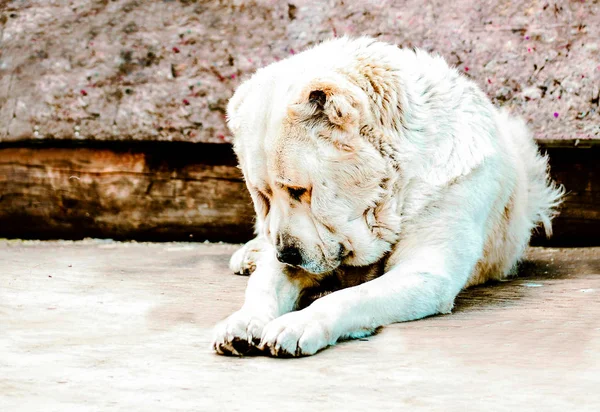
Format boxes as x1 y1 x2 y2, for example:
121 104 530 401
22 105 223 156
0 0 598 144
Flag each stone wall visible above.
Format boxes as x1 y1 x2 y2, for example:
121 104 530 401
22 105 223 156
1 0 598 145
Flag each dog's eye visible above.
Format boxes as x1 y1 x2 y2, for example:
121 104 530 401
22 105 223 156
257 190 270 202
287 187 307 201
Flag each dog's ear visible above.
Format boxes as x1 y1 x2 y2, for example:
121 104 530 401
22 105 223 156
290 81 363 134
227 80 252 137
308 90 327 110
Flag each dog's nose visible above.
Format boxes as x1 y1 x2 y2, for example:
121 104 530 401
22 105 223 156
276 246 303 266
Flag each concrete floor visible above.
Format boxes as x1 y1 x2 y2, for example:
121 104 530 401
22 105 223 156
1 240 599 411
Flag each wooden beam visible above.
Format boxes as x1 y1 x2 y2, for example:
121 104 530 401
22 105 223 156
0 142 255 242
0 142 597 245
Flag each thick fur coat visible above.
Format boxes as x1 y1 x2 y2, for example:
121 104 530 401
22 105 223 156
213 37 563 357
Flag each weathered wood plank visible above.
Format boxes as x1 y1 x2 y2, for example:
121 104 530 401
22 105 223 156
0 0 598 146
0 142 597 244
0 142 255 241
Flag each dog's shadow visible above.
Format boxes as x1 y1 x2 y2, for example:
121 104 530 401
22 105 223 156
453 257 582 313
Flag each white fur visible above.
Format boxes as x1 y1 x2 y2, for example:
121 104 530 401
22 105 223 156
212 37 564 357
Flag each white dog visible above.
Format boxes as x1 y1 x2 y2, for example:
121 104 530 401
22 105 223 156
212 37 563 357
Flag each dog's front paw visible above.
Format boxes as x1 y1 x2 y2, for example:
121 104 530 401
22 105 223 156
212 310 272 356
229 238 265 276
259 311 334 357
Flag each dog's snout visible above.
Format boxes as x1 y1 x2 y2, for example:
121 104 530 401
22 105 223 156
276 245 303 266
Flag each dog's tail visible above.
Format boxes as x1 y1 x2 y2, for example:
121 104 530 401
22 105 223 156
503 111 565 237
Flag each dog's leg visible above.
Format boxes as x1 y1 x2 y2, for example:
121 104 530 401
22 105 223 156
259 247 474 356
213 248 303 356
259 210 488 357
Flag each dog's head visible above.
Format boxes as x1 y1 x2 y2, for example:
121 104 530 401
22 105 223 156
228 67 401 275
